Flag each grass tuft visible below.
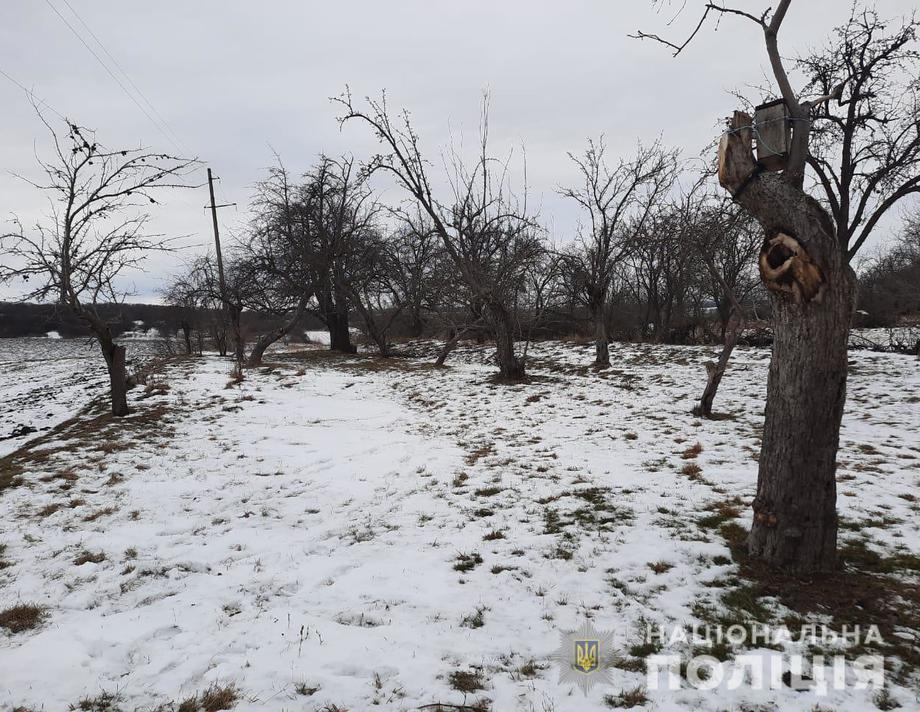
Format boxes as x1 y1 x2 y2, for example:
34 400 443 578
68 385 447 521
604 686 648 708
69 690 122 711
449 669 484 692
74 550 106 566
453 552 483 572
0 603 46 634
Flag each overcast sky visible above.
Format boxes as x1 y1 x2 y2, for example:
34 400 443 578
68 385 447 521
1 0 916 302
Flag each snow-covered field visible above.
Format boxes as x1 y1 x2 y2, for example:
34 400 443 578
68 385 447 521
0 337 171 458
0 339 918 711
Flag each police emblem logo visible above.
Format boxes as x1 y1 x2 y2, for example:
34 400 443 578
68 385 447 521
574 639 599 674
552 620 616 693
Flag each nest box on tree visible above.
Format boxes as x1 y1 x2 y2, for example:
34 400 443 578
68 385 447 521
753 99 791 172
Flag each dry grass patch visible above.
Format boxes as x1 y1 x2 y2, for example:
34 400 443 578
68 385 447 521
681 442 703 459
178 683 239 712
0 603 47 634
465 443 496 466
448 668 485 692
0 397 174 494
83 506 117 522
69 690 123 711
74 550 106 566
453 552 483 572
37 502 62 518
604 686 649 708
715 521 920 683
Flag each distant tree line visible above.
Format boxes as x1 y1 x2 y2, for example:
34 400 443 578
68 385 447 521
0 301 327 341
857 216 920 327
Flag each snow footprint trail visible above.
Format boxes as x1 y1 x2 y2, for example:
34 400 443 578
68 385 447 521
2 343 918 712
0 357 471 710
347 343 767 706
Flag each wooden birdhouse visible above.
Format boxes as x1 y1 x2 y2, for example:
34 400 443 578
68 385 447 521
753 99 791 172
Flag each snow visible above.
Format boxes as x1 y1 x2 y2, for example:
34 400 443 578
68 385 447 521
0 337 171 457
0 339 918 711
305 330 331 346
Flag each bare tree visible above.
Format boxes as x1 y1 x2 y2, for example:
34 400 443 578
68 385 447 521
687 192 761 417
172 255 230 356
385 210 442 338
162 267 202 355
336 92 543 380
560 138 679 366
634 0 902 573
300 155 376 354
800 6 920 260
0 114 196 415
239 161 313 365
625 205 702 343
858 213 920 327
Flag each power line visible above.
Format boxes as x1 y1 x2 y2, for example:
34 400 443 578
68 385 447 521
42 0 185 156
57 0 190 156
0 66 66 120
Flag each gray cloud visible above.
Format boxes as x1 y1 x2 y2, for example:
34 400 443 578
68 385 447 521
1 0 914 301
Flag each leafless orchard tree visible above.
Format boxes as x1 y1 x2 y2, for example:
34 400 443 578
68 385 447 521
800 6 920 260
560 138 679 366
634 0 920 573
0 113 196 416
384 210 442 339
238 161 313 366
301 155 377 354
685 190 762 417
336 92 544 380
624 205 703 343
859 212 920 328
162 268 203 355
166 256 230 357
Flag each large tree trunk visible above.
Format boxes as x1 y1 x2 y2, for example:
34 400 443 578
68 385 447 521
720 112 856 574
247 299 307 367
101 338 129 417
325 288 356 354
590 302 610 368
486 300 525 380
327 312 357 353
408 309 425 338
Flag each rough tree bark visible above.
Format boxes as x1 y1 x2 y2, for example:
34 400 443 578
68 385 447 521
100 337 129 417
589 299 610 368
434 329 462 367
327 312 357 353
487 300 526 380
720 112 855 573
247 299 307 367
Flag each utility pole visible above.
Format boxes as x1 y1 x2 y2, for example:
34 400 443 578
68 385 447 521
205 168 238 361
207 167 228 304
